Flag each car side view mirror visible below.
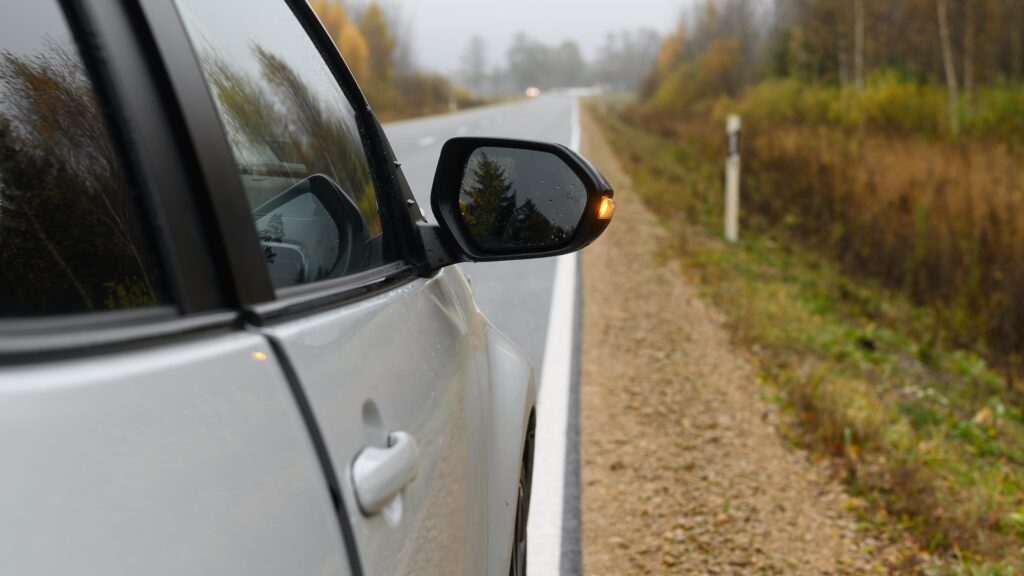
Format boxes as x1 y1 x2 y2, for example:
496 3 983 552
428 137 615 263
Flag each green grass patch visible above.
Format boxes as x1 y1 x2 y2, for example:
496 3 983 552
590 100 1024 574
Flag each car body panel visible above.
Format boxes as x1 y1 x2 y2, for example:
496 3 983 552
0 333 350 576
0 0 542 573
480 323 538 575
261 266 534 575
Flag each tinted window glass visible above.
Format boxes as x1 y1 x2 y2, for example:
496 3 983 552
175 0 390 289
0 1 165 316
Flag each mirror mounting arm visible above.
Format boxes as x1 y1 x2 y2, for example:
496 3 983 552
415 223 465 275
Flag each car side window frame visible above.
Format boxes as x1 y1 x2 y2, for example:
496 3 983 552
149 0 427 321
277 0 428 289
247 0 430 320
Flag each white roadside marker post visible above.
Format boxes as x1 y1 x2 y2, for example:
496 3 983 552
725 114 742 243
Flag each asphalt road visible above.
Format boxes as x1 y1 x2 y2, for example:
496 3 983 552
385 95 582 576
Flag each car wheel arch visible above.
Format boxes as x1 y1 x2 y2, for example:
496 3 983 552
480 323 537 576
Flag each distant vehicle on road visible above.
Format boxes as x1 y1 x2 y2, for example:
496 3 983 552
526 86 542 98
0 1 614 575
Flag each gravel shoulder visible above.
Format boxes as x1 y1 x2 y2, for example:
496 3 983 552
579 108 881 575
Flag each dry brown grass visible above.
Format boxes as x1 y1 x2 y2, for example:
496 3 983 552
595 103 1024 570
739 126 1024 373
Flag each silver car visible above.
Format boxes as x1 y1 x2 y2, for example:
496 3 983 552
0 1 613 575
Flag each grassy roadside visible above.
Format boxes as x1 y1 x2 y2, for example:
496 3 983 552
588 99 1024 574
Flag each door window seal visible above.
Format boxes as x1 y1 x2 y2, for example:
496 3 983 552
244 262 419 326
0 309 240 365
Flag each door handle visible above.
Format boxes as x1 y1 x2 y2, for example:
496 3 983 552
352 431 420 515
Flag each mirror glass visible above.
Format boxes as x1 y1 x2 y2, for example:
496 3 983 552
254 184 342 289
252 175 385 290
458 147 587 251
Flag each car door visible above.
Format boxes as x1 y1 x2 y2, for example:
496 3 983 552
166 0 489 573
0 2 352 574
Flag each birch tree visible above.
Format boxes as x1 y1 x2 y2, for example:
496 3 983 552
853 0 865 89
936 0 960 135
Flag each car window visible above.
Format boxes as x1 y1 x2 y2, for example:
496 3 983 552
174 0 391 290
0 0 166 316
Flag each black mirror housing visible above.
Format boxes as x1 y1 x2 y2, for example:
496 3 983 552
427 137 614 265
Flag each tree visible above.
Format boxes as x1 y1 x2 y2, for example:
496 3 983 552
201 46 380 232
359 1 396 108
1013 0 1023 81
506 33 544 90
0 45 160 313
309 0 471 120
937 0 960 135
642 24 685 96
309 0 369 84
554 41 586 87
460 35 488 94
963 0 975 100
310 0 346 36
657 24 686 77
836 0 850 88
460 152 514 243
338 20 370 85
853 0 865 89
593 29 663 91
511 198 565 246
504 34 590 90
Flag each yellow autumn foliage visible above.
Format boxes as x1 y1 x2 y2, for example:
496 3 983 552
309 0 369 85
309 0 481 121
656 24 685 76
338 23 369 84
309 0 345 35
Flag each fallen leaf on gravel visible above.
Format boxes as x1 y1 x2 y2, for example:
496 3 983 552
728 554 752 567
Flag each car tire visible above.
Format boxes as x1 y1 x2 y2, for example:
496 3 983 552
511 417 534 576
510 458 529 576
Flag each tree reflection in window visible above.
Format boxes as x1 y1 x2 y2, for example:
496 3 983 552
0 40 162 315
199 48 382 238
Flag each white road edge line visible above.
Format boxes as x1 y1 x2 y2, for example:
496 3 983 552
570 97 581 152
527 97 581 576
416 135 436 147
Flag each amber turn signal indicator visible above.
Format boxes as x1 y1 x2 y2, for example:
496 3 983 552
597 196 616 220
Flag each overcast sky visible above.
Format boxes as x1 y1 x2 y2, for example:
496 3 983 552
386 0 686 73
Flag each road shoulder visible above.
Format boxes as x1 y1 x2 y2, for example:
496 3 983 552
578 106 879 574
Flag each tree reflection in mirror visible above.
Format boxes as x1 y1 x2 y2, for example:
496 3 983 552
458 147 586 251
